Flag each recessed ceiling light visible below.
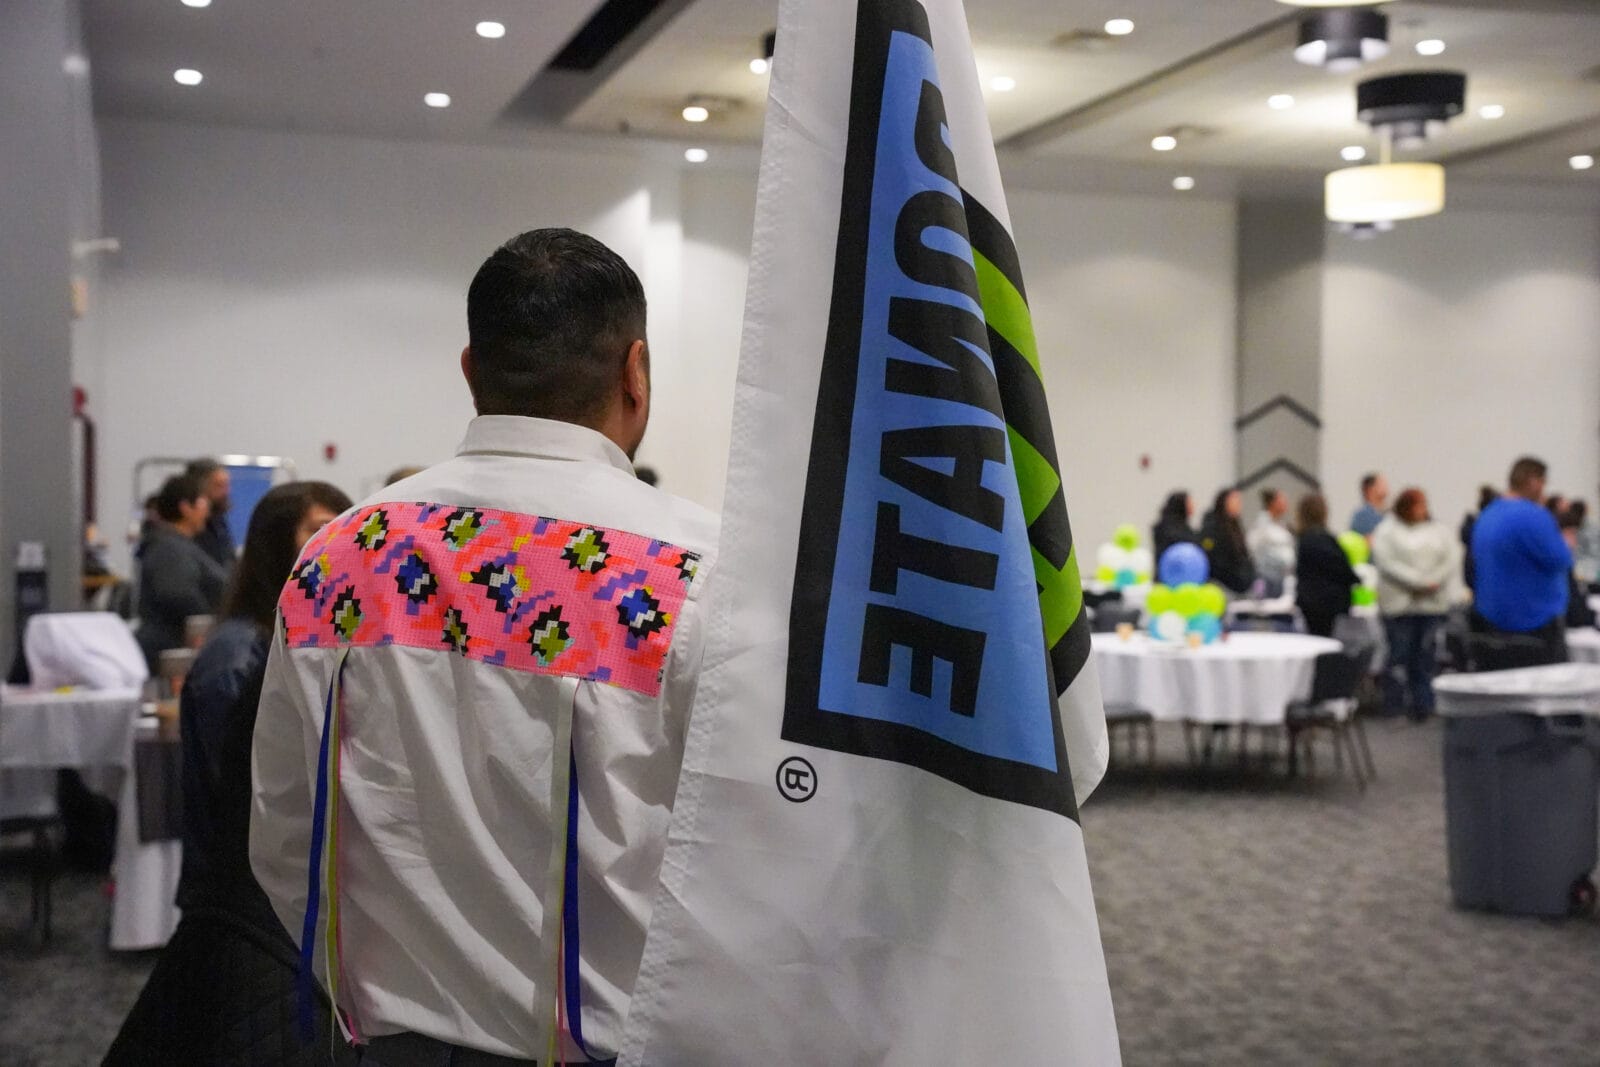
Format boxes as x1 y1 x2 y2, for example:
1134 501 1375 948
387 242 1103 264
682 104 710 123
181 0 211 7
476 21 506 39
1571 154 1596 171
1478 104 1505 120
173 68 202 86
1341 145 1368 162
1415 38 1446 56
1104 18 1135 36
1151 135 1178 151
749 57 769 75
1268 94 1295 110
990 75 1017 92
1172 176 1195 191
424 92 451 108
685 147 709 164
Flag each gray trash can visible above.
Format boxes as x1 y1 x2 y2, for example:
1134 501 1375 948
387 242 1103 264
1434 665 1600 918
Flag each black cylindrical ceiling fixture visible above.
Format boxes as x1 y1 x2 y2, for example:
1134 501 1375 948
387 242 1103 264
1357 71 1467 148
1294 8 1390 72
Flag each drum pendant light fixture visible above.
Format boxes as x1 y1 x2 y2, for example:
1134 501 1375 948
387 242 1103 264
1294 8 1390 72
1325 161 1445 222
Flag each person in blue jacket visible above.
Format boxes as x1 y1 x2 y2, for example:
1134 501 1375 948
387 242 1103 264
1470 456 1573 663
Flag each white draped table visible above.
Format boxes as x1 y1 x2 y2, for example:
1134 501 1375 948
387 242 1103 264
1567 628 1600 665
1091 631 1343 725
0 685 181 950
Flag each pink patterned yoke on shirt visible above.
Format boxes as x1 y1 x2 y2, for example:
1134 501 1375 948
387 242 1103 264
278 502 703 698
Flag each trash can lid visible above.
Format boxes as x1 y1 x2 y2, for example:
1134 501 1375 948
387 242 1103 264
1434 664 1600 717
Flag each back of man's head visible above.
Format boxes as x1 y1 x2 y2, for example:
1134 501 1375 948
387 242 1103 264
465 228 646 425
1360 473 1380 500
1508 456 1547 497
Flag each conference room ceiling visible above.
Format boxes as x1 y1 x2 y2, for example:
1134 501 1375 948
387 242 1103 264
84 0 1600 185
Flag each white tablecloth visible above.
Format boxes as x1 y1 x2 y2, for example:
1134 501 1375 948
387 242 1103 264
1092 632 1343 725
1567 628 1600 664
0 685 181 950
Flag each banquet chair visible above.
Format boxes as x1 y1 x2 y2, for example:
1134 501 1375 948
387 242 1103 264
1284 651 1367 791
0 769 60 944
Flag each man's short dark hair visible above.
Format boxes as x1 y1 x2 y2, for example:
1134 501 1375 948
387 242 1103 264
1360 473 1380 496
185 457 222 481
1509 456 1547 493
466 228 646 423
1259 488 1279 510
154 472 206 523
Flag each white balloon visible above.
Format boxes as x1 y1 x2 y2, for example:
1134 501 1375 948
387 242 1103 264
1127 547 1153 577
1155 611 1188 642
1096 543 1124 572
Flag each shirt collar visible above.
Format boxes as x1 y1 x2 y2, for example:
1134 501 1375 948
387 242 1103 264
455 415 635 476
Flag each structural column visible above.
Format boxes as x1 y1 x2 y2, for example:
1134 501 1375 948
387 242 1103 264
1234 200 1326 503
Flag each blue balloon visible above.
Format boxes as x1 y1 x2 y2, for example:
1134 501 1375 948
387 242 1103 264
1158 543 1210 587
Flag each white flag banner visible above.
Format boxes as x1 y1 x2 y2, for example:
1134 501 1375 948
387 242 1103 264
621 0 1119 1061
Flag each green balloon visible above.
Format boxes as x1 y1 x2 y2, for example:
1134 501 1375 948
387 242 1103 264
1096 565 1117 583
1113 523 1141 551
1338 530 1370 566
1147 584 1174 615
1352 585 1377 607
1199 583 1227 617
1174 583 1204 618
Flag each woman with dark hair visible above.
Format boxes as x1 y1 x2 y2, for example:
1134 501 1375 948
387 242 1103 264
1294 492 1361 638
1152 490 1199 559
135 471 230 671
1200 487 1256 594
107 481 354 1067
1372 488 1460 719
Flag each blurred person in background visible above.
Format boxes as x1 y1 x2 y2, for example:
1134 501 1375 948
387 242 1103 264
187 457 237 567
1558 507 1595 629
1471 456 1572 663
1372 488 1461 721
105 480 354 1066
1460 484 1498 591
136 472 228 672
1200 487 1256 594
1153 490 1199 559
1569 498 1600 589
1248 487 1296 598
1295 492 1360 639
1350 472 1389 538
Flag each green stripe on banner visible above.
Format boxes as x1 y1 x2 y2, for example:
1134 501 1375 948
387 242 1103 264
1034 543 1083 648
1007 426 1059 527
974 252 1040 377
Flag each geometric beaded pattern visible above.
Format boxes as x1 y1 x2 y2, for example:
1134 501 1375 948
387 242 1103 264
279 501 703 698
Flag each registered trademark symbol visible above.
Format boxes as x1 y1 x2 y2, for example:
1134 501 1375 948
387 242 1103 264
776 756 817 802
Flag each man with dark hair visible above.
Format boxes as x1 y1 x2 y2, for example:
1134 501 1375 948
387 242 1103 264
1470 456 1572 662
185 458 237 567
1350 471 1388 537
252 229 717 1066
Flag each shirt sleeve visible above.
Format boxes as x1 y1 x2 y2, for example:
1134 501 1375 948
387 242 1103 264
144 540 218 620
250 620 319 948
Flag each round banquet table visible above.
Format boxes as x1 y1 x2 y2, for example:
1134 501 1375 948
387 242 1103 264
1567 628 1600 664
1091 631 1343 725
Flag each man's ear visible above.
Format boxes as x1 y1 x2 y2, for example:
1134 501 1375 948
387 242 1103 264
460 346 478 411
623 340 649 410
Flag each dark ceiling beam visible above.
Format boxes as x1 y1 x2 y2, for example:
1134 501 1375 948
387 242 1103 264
1418 0 1600 15
999 13 1301 153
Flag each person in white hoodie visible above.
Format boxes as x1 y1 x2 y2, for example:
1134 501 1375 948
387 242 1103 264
1372 487 1462 721
1247 487 1296 597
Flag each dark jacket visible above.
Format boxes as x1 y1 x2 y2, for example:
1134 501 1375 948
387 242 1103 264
136 524 228 670
1152 494 1199 560
1296 529 1360 637
105 617 348 1067
1200 510 1256 594
177 618 273 920
194 512 238 569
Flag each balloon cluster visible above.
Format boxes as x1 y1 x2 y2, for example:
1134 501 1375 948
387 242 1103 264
1338 531 1378 607
1148 543 1228 644
1094 524 1154 589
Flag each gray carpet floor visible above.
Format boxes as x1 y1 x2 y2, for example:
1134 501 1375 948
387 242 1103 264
2 716 1596 1065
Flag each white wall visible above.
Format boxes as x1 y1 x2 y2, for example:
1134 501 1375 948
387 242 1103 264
88 118 1241 576
1322 208 1600 528
1008 188 1238 553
